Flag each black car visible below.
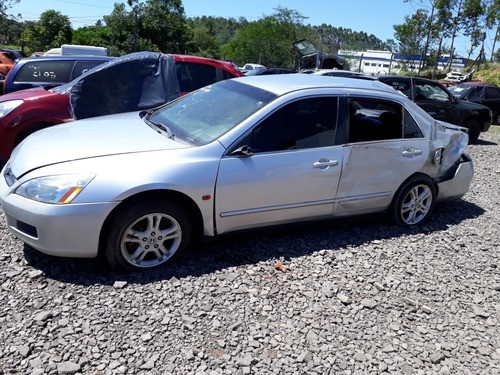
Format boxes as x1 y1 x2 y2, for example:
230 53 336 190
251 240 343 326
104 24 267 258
368 76 492 143
448 82 500 125
245 67 297 76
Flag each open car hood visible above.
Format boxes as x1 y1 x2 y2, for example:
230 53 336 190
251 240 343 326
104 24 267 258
293 39 346 70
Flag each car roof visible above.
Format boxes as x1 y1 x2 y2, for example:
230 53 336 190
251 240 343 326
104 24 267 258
456 81 497 87
13 55 114 64
171 53 242 76
233 74 405 97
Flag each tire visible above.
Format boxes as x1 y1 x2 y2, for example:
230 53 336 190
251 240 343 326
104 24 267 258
462 119 480 144
105 200 191 271
390 175 436 226
494 112 500 126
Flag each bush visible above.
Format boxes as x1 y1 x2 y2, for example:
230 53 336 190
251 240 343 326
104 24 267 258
474 65 500 85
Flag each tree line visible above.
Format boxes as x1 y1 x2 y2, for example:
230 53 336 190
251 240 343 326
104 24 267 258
0 0 499 70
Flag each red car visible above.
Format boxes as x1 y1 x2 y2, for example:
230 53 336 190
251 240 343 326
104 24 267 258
0 52 242 162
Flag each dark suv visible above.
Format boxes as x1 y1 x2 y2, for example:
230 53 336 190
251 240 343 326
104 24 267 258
372 76 492 143
3 55 114 94
448 82 500 125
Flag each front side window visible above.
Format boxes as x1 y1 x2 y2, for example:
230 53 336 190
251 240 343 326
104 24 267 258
240 97 338 153
414 80 450 102
348 98 422 142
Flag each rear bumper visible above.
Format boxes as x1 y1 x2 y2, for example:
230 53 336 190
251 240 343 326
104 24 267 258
436 154 474 201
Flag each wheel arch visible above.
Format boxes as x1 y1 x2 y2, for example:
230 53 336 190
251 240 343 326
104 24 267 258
394 172 439 198
389 172 438 226
98 189 205 256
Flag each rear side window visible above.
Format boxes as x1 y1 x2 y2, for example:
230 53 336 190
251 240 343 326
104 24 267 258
486 87 500 100
70 61 107 80
349 98 418 142
176 62 217 92
380 78 412 98
15 61 74 83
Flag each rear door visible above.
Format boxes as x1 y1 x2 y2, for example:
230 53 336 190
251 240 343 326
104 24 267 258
335 96 429 216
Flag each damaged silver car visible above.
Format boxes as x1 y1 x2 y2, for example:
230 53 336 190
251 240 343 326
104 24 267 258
0 75 473 271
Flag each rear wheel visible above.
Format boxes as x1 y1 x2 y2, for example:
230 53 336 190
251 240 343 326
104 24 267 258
105 200 191 271
390 176 436 226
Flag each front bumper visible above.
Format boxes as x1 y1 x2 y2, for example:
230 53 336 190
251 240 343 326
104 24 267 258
436 154 474 201
0 190 118 258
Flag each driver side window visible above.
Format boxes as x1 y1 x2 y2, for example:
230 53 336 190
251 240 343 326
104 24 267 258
242 97 338 153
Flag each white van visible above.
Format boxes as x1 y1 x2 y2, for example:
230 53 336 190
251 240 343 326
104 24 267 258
44 45 108 57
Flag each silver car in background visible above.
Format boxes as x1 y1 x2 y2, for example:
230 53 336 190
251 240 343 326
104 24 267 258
0 75 473 271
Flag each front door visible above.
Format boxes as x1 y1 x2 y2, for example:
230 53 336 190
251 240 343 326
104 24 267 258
215 96 343 234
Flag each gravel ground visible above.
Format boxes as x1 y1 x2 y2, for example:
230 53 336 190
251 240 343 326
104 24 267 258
0 130 499 375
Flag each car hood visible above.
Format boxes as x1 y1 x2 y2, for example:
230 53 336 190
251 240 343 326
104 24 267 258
9 111 186 177
0 86 55 101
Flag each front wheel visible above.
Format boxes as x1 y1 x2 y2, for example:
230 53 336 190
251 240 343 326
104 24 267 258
105 200 191 271
390 176 436 226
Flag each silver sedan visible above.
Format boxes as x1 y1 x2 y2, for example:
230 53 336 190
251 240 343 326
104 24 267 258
0 75 473 271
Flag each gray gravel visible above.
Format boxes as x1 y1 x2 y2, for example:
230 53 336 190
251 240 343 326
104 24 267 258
1 131 500 375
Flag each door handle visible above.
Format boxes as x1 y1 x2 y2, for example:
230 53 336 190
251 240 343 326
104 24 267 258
402 149 422 158
313 158 338 169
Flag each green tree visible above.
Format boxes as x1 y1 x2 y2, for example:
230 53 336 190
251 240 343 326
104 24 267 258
102 0 188 55
139 0 189 53
462 0 487 60
72 24 110 48
186 16 248 58
21 10 72 51
485 0 500 61
187 25 219 57
221 7 311 67
394 9 432 55
0 0 19 17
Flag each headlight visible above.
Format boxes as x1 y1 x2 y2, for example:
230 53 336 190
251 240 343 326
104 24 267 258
0 100 24 117
15 174 95 204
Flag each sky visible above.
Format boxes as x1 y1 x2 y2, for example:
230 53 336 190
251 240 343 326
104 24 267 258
8 0 497 59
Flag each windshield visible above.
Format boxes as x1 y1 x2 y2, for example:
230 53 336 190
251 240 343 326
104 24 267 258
447 84 472 97
147 79 276 146
293 39 318 56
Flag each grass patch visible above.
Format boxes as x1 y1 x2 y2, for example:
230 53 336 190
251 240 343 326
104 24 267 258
489 124 500 135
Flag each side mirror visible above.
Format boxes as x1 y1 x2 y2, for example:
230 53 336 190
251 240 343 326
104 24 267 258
230 145 253 157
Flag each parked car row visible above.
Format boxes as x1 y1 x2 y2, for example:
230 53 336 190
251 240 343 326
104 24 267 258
241 67 495 143
0 52 242 162
364 75 493 143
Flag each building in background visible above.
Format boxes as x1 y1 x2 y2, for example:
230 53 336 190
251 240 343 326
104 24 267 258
338 50 467 75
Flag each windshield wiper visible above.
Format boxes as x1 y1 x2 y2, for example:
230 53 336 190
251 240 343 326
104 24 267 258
145 118 175 140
